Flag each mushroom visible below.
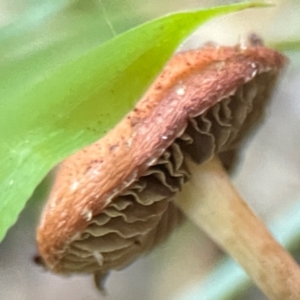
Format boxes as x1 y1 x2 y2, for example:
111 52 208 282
37 37 300 299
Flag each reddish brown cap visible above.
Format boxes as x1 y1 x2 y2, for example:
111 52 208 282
37 39 286 278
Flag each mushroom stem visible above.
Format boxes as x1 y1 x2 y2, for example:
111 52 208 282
175 156 300 300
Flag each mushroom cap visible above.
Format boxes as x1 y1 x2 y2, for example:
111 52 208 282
37 40 287 276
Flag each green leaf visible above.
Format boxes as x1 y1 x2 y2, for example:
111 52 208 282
0 0 142 104
0 1 270 242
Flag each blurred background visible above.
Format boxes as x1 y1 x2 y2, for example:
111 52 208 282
0 0 299 299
